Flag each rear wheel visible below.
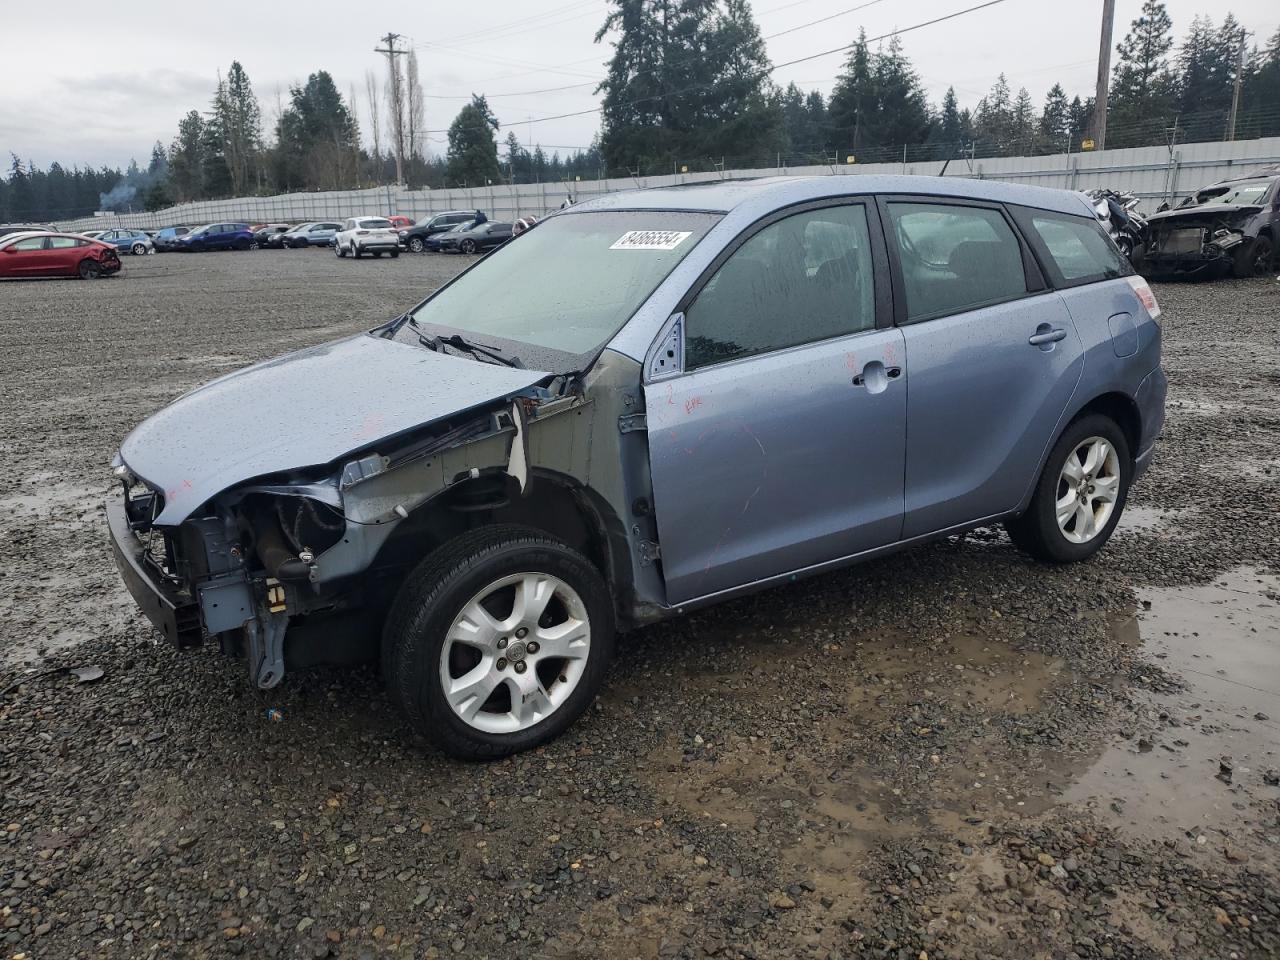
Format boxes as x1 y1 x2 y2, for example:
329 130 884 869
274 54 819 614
391 249 400 259
408 237 425 253
1005 414 1130 563
335 242 346 258
383 526 614 759
460 239 477 254
77 259 103 280
352 245 362 259
130 242 147 256
1233 235 1274 278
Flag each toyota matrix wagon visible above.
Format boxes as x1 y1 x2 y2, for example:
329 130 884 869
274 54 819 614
108 176 1166 758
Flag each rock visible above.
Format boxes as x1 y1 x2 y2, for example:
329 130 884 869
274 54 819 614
296 918 314 933
1036 853 1056 867
1223 847 1249 863
770 893 796 910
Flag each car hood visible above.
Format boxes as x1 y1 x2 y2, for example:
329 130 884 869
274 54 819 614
1148 203 1263 225
120 333 547 525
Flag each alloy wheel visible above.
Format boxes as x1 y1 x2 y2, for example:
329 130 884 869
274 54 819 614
1055 436 1120 544
438 572 591 734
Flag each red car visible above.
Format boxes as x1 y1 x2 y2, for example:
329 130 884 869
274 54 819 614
0 231 122 279
387 215 413 229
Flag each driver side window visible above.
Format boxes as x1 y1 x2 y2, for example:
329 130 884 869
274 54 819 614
685 204 876 370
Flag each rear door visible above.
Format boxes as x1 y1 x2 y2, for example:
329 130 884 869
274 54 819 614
644 199 907 604
878 197 1084 538
44 236 83 275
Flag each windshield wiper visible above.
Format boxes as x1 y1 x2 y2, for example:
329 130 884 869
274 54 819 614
418 332 524 369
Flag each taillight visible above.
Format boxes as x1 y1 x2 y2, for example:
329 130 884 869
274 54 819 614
1126 276 1161 322
357 230 369 235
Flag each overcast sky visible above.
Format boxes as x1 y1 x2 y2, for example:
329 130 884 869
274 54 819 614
2 0 1275 171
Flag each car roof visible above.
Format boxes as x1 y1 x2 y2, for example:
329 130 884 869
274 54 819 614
1 230 104 245
571 174 1095 219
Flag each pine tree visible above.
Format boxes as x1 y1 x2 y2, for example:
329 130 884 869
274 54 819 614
211 62 262 196
1039 83 1070 145
973 74 1013 151
1239 27 1280 138
826 29 874 155
1011 86 1036 154
168 110 206 200
1109 1 1176 146
693 0 783 163
1176 15 1236 123
445 94 501 187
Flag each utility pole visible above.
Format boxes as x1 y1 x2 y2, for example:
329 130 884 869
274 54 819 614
1092 0 1116 151
375 32 407 186
1227 27 1249 141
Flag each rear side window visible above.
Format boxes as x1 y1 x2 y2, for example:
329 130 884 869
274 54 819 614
1018 208 1131 285
885 202 1027 322
685 203 877 369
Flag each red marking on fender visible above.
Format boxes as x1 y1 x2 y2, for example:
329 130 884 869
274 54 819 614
684 396 703 415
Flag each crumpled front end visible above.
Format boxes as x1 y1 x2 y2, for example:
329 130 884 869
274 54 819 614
1143 207 1261 277
106 384 588 690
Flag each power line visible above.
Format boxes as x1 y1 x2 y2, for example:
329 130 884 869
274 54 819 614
425 0 1013 134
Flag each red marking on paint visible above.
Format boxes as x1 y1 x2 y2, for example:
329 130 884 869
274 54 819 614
182 479 193 490
665 383 676 405
354 413 386 440
884 344 898 365
844 352 859 372
684 396 704 415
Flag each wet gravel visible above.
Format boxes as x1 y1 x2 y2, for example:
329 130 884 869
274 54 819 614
1 252 1278 959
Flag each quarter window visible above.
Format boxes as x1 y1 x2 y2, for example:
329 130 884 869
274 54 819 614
685 204 877 369
47 237 79 248
1023 209 1130 284
886 202 1027 321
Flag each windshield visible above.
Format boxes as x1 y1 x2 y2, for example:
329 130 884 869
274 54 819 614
405 210 719 361
1189 182 1271 207
359 218 393 229
288 223 316 234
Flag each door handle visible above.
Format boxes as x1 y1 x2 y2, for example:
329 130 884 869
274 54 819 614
1028 327 1067 346
852 361 900 392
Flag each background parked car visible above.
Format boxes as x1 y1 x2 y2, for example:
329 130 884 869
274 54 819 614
387 215 413 230
174 223 254 252
1143 168 1279 279
399 210 476 252
0 224 55 240
279 222 342 248
424 219 477 252
96 227 155 256
153 226 191 251
250 224 291 249
438 220 513 254
0 231 121 279
335 217 401 258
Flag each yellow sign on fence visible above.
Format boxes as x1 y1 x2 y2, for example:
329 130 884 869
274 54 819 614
1081 138 1096 151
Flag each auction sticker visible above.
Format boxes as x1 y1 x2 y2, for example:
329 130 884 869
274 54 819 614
610 230 692 251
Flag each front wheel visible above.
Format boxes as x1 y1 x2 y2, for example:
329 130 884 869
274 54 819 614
460 239 477 254
408 237 424 253
1005 414 1130 563
1233 235 1274 278
130 242 147 256
335 242 346 258
390 249 400 259
77 259 103 280
352 245 362 259
383 526 615 759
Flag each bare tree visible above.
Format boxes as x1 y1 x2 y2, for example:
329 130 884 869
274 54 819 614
405 49 425 183
385 63 406 185
364 69 383 168
349 81 363 186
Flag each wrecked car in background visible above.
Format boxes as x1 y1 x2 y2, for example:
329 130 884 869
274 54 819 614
108 175 1165 759
1143 167 1278 278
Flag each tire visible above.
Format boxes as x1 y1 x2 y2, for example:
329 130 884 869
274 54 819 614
1005 414 1131 564
352 245 362 259
130 242 147 256
235 238 250 251
382 525 615 760
77 259 103 280
408 237 424 253
1232 235 1274 279
391 249 400 259
335 242 346 258
460 239 477 254
249 241 260 250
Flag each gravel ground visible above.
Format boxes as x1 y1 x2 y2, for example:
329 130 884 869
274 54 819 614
1 251 1278 959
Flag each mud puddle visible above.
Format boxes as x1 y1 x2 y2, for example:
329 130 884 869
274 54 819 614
1117 504 1197 536
1064 566 1280 847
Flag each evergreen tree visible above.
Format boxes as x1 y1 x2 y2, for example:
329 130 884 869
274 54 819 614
273 71 360 190
692 0 783 163
973 74 1014 150
1176 15 1236 122
1239 27 1280 138
445 94 501 186
826 29 874 155
1040 83 1070 145
782 84 825 157
871 35 930 149
168 110 206 200
1109 1 1176 146
1011 86 1036 153
212 61 262 195
504 131 528 183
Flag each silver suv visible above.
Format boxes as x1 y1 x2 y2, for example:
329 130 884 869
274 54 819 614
108 176 1166 758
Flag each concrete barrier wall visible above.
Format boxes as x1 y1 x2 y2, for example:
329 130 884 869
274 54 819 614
56 136 1280 233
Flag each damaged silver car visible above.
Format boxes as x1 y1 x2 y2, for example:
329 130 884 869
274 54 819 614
109 176 1166 758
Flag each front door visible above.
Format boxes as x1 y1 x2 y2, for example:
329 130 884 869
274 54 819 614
879 198 1085 538
644 200 907 605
